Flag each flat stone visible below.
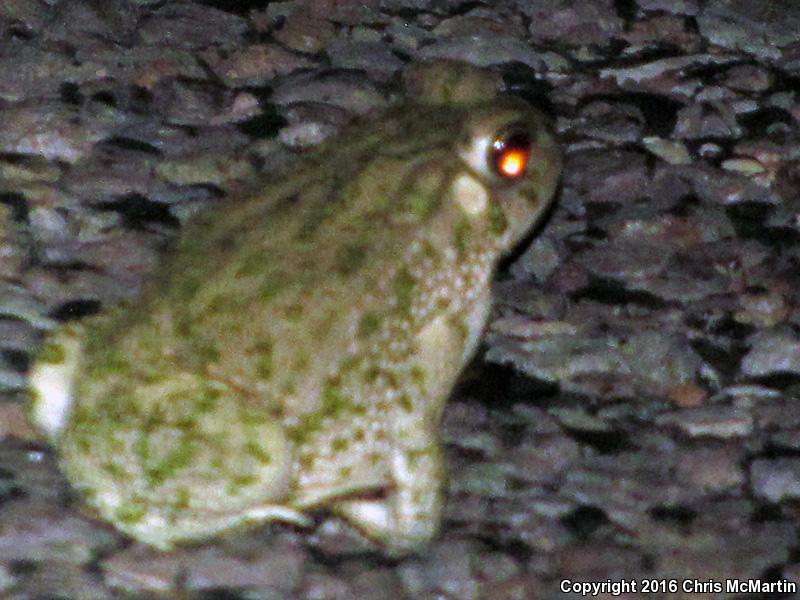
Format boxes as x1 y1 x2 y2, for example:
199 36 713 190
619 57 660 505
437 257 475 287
656 406 753 438
271 71 387 114
751 458 800 502
101 546 184 593
0 500 115 564
184 539 306 591
741 328 800 377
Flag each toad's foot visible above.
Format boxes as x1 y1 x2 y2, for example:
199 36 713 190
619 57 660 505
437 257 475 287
335 442 445 555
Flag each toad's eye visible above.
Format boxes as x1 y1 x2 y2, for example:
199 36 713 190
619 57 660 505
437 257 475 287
491 126 532 180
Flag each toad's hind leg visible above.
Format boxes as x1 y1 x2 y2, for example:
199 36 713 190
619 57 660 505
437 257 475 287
59 376 309 549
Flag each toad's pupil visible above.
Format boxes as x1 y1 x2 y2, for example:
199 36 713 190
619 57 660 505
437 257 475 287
492 129 532 179
496 148 528 178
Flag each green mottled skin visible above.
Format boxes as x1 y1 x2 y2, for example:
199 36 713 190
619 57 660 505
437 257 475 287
30 62 562 554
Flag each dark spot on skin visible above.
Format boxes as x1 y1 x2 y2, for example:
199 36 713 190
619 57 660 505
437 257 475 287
364 365 381 383
230 474 258 488
260 270 291 301
292 352 310 372
245 441 272 463
35 343 66 365
336 243 368 275
358 312 382 338
488 202 508 235
284 302 305 321
454 218 472 257
403 191 442 220
398 394 414 413
393 267 416 314
277 193 301 207
253 340 273 379
297 195 341 239
115 501 147 525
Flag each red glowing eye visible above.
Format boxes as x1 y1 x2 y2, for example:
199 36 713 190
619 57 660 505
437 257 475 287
491 127 532 180
497 148 528 177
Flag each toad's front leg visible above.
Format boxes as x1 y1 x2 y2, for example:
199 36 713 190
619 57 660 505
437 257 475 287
335 433 445 555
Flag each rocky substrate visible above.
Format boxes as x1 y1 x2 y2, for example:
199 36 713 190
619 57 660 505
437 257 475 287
1 1 800 599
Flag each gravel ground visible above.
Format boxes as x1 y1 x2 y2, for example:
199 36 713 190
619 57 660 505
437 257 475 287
1 0 800 598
